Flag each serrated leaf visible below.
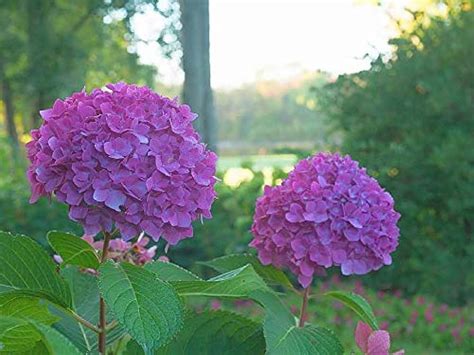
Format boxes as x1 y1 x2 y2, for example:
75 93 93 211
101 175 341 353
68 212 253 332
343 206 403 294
200 254 294 289
52 266 125 353
98 261 184 350
0 316 42 352
269 325 343 355
325 291 378 330
47 231 100 270
170 265 268 298
250 289 343 354
164 264 342 355
145 261 201 281
0 316 82 355
17 339 50 355
155 310 265 355
0 293 58 325
35 323 83 355
0 231 72 308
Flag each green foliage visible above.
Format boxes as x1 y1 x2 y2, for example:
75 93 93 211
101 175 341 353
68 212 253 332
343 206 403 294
0 293 84 353
169 166 270 273
47 231 100 270
52 266 125 352
0 231 71 308
0 316 45 353
170 265 268 298
306 277 474 353
325 291 378 330
145 261 202 281
98 261 184 351
33 323 83 355
319 4 474 304
0 293 58 325
216 72 328 144
200 254 294 289
269 325 343 355
155 310 266 355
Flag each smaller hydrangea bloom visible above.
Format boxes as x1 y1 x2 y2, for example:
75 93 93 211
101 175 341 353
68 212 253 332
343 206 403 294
83 233 157 265
250 152 400 287
26 83 217 245
355 321 405 355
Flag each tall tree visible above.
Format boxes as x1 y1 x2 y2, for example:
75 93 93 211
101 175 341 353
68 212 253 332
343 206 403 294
180 0 217 152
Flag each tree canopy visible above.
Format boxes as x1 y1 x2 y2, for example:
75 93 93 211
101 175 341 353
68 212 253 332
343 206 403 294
320 2 473 304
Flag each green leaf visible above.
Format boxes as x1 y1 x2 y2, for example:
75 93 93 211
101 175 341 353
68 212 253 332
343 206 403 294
35 323 83 355
145 261 202 281
170 265 268 298
0 293 58 325
269 325 343 355
47 231 100 270
155 310 265 355
123 338 145 355
325 291 378 330
0 231 72 308
52 266 125 353
200 254 294 289
0 316 42 352
0 315 82 354
249 288 342 354
163 264 342 354
98 261 184 350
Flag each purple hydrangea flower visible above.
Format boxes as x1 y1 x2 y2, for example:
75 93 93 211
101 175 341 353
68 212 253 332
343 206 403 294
27 83 217 245
250 152 400 288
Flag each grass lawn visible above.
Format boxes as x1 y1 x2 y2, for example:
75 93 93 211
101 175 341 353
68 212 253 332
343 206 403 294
218 154 297 171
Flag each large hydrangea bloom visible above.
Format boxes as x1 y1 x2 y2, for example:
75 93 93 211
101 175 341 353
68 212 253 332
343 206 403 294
27 82 217 245
250 152 400 287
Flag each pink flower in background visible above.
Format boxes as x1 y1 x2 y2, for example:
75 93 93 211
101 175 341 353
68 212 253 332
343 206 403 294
26 83 217 245
353 280 365 295
424 304 434 323
438 304 448 314
393 290 402 298
355 321 404 355
210 300 221 310
250 152 400 287
83 233 157 265
409 310 418 325
416 296 426 306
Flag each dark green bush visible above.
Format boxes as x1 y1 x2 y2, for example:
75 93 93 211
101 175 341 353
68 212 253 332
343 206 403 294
319 5 474 304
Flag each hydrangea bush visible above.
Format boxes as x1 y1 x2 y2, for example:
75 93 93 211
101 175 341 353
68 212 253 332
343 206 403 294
26 82 217 245
0 84 401 355
250 152 400 288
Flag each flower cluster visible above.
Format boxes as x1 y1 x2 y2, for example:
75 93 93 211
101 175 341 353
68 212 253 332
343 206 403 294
27 83 217 245
83 234 157 265
53 234 158 267
250 152 400 287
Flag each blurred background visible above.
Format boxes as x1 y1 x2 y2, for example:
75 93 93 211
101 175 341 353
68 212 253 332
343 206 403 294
0 0 472 352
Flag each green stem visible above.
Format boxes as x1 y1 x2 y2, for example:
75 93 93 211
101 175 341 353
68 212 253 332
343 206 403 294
66 308 102 333
98 230 112 354
298 287 310 328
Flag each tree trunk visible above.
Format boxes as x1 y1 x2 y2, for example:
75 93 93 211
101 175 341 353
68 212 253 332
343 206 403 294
180 0 217 152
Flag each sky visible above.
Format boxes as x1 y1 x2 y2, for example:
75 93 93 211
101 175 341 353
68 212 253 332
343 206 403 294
133 0 411 89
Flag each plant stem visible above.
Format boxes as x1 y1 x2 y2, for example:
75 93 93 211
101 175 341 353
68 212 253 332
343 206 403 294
298 287 310 328
66 308 102 333
98 230 112 354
